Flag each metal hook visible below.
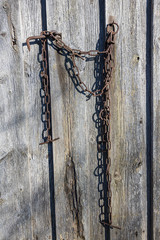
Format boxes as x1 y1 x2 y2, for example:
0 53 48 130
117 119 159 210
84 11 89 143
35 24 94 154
26 34 46 51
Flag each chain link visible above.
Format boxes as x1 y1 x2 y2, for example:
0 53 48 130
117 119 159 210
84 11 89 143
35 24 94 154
26 21 120 228
39 38 51 145
49 28 118 97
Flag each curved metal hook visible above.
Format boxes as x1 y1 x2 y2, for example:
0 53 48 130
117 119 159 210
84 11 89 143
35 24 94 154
26 35 46 51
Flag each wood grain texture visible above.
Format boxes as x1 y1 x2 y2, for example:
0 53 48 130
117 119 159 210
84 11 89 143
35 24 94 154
105 0 147 239
47 0 105 239
153 1 160 239
20 0 53 239
0 0 159 239
0 1 32 239
0 0 52 239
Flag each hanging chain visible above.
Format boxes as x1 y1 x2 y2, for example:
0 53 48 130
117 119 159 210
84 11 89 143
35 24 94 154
26 21 119 228
26 23 118 98
39 37 59 145
99 23 121 230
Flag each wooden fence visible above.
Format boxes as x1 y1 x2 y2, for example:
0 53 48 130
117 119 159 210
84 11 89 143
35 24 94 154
0 0 159 239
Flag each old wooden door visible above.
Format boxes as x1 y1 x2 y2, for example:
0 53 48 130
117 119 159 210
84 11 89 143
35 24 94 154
0 0 159 240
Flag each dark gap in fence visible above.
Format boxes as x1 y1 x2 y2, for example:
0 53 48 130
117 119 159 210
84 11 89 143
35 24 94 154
93 0 111 239
146 0 153 239
40 1 57 239
98 1 111 239
41 0 47 31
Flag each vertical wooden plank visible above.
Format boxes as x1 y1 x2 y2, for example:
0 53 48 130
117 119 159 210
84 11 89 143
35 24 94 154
0 0 53 239
20 0 53 239
152 1 160 239
105 0 147 239
47 0 105 239
0 1 32 239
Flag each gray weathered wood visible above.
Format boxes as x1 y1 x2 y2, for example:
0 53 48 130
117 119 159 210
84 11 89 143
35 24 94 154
0 1 32 239
20 0 53 239
0 0 52 239
153 1 160 239
106 1 147 239
1 0 159 239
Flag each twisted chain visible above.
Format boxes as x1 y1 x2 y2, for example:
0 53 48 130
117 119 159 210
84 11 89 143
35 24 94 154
47 25 118 96
26 22 119 228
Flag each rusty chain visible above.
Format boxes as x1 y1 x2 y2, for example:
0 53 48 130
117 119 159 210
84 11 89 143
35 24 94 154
38 37 59 145
26 21 120 228
99 23 120 230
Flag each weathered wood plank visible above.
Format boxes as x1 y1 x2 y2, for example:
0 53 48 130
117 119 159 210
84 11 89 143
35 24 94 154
105 0 147 239
0 0 53 239
0 1 32 239
152 1 160 239
20 0 53 239
47 0 106 239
